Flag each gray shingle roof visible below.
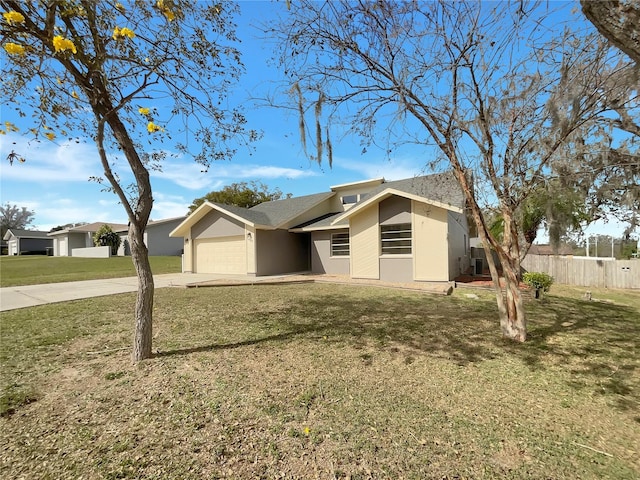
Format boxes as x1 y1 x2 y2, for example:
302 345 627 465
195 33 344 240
248 192 335 227
4 229 51 240
372 172 465 210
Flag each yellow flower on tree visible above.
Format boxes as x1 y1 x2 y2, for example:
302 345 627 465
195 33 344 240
138 107 151 116
5 122 20 132
53 35 77 54
4 42 25 55
45 132 56 140
113 26 135 40
71 91 79 99
147 122 163 133
3 11 25 25
115 3 125 12
157 0 175 21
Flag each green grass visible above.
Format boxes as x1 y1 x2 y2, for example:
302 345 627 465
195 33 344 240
1 283 639 479
0 255 181 287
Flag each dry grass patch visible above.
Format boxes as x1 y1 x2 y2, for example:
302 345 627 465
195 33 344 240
1 283 638 479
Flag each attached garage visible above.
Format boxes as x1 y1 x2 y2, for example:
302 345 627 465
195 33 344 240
194 236 246 274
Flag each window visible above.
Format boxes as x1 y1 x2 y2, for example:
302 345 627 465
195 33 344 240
381 223 412 255
331 232 350 256
341 194 359 205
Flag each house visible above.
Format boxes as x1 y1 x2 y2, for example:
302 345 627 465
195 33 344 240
116 216 186 256
170 172 470 283
3 229 53 255
48 222 128 256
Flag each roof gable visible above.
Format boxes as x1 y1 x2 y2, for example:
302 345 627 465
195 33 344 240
332 172 465 223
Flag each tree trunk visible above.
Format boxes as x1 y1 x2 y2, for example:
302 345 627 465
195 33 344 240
129 221 154 361
500 256 527 342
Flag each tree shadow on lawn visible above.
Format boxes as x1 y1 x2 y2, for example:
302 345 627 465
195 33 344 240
158 289 639 414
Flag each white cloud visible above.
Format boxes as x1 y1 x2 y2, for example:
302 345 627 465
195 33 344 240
0 133 102 182
151 158 319 190
334 155 428 181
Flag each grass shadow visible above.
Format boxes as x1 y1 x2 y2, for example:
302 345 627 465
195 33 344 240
156 284 639 414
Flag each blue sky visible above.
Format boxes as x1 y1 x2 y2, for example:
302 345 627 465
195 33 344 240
0 0 633 241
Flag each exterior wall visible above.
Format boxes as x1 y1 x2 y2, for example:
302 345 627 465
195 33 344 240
146 220 184 256
72 246 111 258
183 230 193 273
447 211 470 279
192 210 245 239
412 201 449 281
379 196 411 225
310 230 350 275
378 196 413 281
246 226 257 275
350 204 380 279
69 232 90 251
256 229 310 275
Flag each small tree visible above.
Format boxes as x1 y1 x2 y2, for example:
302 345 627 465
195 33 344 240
1 1 256 361
0 202 35 238
92 224 121 255
188 181 289 212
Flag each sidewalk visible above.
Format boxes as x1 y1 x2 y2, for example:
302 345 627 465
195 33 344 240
0 273 254 312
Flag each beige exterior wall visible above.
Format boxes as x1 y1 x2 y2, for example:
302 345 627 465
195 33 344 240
183 230 193 273
350 204 380 279
412 201 449 281
246 226 257 275
192 210 245 239
328 184 382 212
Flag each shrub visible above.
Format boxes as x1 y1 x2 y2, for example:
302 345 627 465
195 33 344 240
523 272 554 296
92 224 122 255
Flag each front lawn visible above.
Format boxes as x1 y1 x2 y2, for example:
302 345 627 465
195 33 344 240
0 255 182 287
1 283 638 478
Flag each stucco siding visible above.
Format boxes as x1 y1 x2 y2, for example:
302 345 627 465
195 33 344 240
256 229 310 275
413 201 449 281
147 220 184 256
379 257 413 282
379 196 412 225
350 204 380 279
192 210 245 239
310 231 350 275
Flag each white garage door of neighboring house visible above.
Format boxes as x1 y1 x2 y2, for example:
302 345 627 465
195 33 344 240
194 236 246 274
8 240 17 256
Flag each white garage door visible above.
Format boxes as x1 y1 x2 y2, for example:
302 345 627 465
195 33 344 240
194 236 246 274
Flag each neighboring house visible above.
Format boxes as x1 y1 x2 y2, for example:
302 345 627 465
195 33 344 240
527 244 574 256
48 222 128 256
116 216 186 256
3 229 53 255
170 172 470 282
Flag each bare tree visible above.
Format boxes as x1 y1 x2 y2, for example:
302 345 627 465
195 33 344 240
1 1 256 360
269 1 637 341
0 202 35 238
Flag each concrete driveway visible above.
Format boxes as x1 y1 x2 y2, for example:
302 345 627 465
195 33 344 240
0 273 256 312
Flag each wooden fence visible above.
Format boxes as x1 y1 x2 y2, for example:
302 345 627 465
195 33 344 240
521 255 639 289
